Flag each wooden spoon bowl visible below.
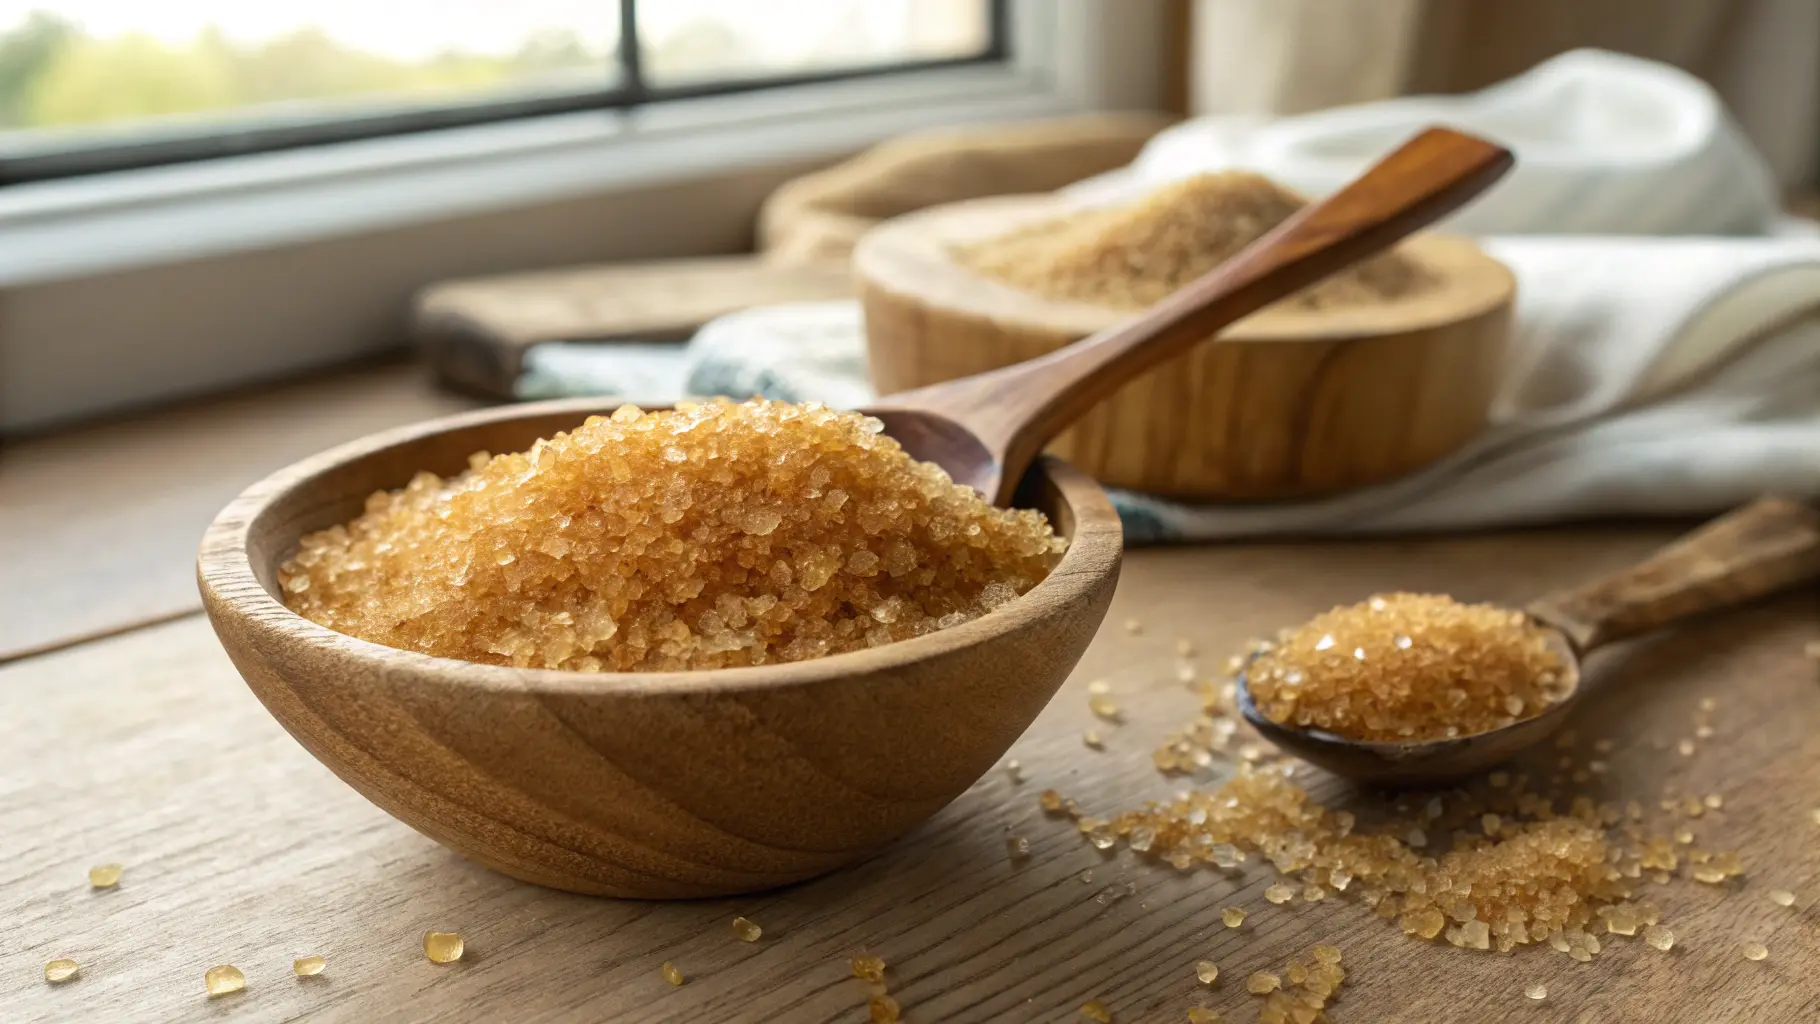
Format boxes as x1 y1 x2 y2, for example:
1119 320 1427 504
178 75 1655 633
198 398 1122 898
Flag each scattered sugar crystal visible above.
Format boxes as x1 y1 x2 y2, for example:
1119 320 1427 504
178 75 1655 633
293 955 325 977
1195 960 1219 984
732 917 763 942
1088 679 1111 695
423 931 465 963
204 965 245 997
1525 982 1547 1001
1695 724 1714 739
281 400 1064 671
1265 882 1295 904
1040 789 1064 811
1006 834 1031 861
87 864 122 889
1083 729 1106 750
43 959 79 984
1743 942 1768 962
1301 884 1325 902
1246 972 1281 995
1125 619 1144 635
1222 907 1247 928
1703 794 1723 809
661 961 685 986
1187 1009 1223 1024
1677 739 1696 757
1769 889 1796 907
870 994 901 1023
851 954 887 984
1004 760 1026 784
1089 696 1123 721
1081 998 1113 1022
1643 925 1674 951
1244 593 1566 741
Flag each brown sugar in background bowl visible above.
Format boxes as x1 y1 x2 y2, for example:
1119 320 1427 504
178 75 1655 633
855 190 1516 501
197 398 1121 898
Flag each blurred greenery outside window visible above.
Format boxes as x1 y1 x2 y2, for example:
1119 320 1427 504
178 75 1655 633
0 1 997 180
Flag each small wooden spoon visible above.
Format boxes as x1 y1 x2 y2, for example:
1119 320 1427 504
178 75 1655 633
862 126 1516 506
1238 496 1820 787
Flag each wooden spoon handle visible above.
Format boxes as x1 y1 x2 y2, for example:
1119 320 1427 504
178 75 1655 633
886 127 1515 506
1527 497 1820 652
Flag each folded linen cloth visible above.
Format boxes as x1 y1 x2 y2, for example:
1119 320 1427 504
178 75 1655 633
516 50 1820 543
1068 49 1784 238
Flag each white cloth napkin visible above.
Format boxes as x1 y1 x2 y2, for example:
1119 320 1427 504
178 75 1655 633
1068 49 1784 237
518 49 1820 542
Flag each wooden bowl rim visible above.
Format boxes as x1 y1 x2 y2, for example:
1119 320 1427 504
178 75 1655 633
855 193 1517 343
198 397 1124 699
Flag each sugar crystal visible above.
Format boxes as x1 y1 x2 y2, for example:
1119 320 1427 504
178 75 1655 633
1525 982 1546 1001
1081 998 1113 1022
850 954 887 984
1643 925 1674 951
293 955 325 977
204 965 245 997
1195 959 1219 984
1744 942 1768 961
43 959 79 984
1769 889 1796 907
870 993 901 1023
282 400 1064 672
87 863 122 889
423 931 465 963
732 916 763 942
1222 907 1247 928
1246 972 1281 995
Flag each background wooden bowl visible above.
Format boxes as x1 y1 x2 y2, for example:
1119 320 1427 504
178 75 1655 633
856 195 1516 501
198 399 1122 898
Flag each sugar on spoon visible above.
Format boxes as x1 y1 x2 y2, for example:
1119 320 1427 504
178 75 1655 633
1237 496 1820 786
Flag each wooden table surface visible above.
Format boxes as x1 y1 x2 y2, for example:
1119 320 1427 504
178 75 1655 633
4 368 1818 1023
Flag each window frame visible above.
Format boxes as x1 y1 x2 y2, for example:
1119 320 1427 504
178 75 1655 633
0 0 1010 187
0 0 1169 433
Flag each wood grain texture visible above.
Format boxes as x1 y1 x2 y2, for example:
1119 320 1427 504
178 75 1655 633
197 400 1123 898
858 146 1515 501
8 534 1820 1023
0 362 479 663
1529 496 1820 652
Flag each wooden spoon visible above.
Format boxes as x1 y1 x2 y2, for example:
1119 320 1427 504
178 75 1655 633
862 126 1516 507
1238 496 1820 787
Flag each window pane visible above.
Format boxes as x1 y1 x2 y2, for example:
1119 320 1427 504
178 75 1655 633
640 0 992 86
0 3 619 144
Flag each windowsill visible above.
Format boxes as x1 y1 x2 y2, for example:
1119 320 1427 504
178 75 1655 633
0 0 1166 433
0 61 1067 289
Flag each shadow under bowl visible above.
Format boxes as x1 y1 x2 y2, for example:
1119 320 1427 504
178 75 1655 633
197 398 1123 898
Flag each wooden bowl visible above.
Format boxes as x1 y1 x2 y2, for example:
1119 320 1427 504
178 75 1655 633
856 195 1516 500
197 398 1122 898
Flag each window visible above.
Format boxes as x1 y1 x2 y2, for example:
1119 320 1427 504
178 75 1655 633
0 0 1004 185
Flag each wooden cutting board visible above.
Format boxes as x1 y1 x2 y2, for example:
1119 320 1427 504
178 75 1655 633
413 256 852 398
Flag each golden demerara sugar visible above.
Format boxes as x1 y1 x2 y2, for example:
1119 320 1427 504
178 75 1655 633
282 400 1063 672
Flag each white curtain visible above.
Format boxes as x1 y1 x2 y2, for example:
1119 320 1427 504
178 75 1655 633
1189 0 1820 187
